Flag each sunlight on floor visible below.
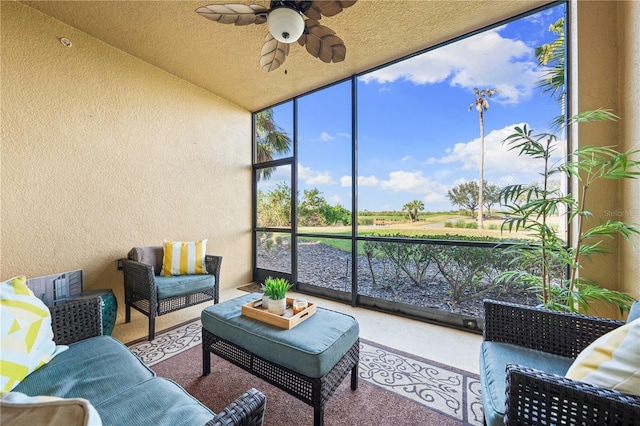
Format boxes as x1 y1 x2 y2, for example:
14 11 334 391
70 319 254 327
112 285 482 374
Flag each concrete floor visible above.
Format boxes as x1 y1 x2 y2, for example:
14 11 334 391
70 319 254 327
112 286 483 374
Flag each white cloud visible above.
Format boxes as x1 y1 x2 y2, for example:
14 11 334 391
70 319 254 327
358 175 381 187
340 175 352 187
359 28 542 104
328 195 343 205
316 131 335 141
379 170 447 201
298 163 335 185
427 123 557 182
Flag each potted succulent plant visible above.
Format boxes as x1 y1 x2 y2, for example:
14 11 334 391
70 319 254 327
261 277 292 316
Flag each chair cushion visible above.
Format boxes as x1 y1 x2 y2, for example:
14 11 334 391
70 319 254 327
1 276 67 393
479 341 574 426
565 318 640 396
128 246 164 275
13 336 154 406
161 240 208 276
1 392 102 426
202 293 359 378
93 377 214 425
155 275 215 300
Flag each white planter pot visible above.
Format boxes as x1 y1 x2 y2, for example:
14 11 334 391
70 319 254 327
262 294 270 309
267 297 286 316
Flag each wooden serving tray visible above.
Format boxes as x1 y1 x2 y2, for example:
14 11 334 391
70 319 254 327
241 297 316 329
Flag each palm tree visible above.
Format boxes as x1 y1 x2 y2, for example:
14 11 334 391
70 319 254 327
469 88 498 229
535 18 565 131
255 108 291 180
402 200 425 222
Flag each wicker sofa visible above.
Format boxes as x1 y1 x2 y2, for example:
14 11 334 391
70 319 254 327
480 299 640 426
5 297 266 426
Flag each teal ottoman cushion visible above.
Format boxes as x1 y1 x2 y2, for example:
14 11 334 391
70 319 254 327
13 336 154 405
156 275 214 300
202 293 359 378
479 341 575 426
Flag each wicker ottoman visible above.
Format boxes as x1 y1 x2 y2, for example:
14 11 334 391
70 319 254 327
202 293 359 426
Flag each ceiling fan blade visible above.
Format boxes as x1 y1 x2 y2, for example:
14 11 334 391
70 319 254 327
196 4 268 25
260 33 290 72
304 0 357 19
298 20 346 63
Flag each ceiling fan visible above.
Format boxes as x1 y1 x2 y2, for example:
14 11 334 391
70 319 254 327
196 1 357 72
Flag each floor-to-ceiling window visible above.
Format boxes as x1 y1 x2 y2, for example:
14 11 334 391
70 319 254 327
253 2 567 331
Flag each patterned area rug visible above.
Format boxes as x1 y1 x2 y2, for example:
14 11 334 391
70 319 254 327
128 320 483 425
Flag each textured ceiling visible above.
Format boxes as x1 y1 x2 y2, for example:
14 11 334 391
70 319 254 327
22 0 552 111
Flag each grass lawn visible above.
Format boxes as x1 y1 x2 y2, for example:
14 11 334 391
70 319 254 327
295 213 542 253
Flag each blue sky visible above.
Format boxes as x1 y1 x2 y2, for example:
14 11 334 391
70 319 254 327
265 3 566 213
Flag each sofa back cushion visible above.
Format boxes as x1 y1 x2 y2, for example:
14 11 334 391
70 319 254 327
128 247 164 276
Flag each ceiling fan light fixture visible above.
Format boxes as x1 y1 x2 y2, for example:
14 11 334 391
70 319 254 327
267 7 304 43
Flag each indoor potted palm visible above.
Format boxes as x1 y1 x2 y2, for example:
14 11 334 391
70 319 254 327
498 17 639 315
262 277 292 315
499 111 640 315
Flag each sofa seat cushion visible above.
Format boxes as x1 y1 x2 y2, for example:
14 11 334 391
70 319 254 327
155 275 215 300
94 377 214 425
479 341 575 426
202 292 359 378
13 336 154 406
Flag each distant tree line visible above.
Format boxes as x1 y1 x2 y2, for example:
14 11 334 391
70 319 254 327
257 185 350 228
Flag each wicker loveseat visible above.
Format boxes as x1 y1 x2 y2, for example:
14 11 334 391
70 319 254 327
3 297 266 426
480 299 640 426
123 246 221 340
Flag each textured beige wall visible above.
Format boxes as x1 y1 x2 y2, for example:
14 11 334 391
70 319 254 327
573 0 640 312
1 3 252 331
617 0 640 299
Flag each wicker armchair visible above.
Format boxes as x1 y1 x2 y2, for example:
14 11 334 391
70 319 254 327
49 297 266 426
122 246 222 340
481 299 640 426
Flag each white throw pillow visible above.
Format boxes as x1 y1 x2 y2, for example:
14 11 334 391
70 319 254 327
565 318 640 396
1 276 67 392
1 392 101 426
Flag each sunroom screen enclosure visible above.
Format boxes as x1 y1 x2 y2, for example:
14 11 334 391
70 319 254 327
253 2 567 332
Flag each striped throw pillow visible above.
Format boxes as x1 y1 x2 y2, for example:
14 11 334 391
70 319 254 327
565 318 640 396
161 240 208 276
1 276 67 393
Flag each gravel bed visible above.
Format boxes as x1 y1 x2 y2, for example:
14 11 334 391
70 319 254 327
257 241 538 318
